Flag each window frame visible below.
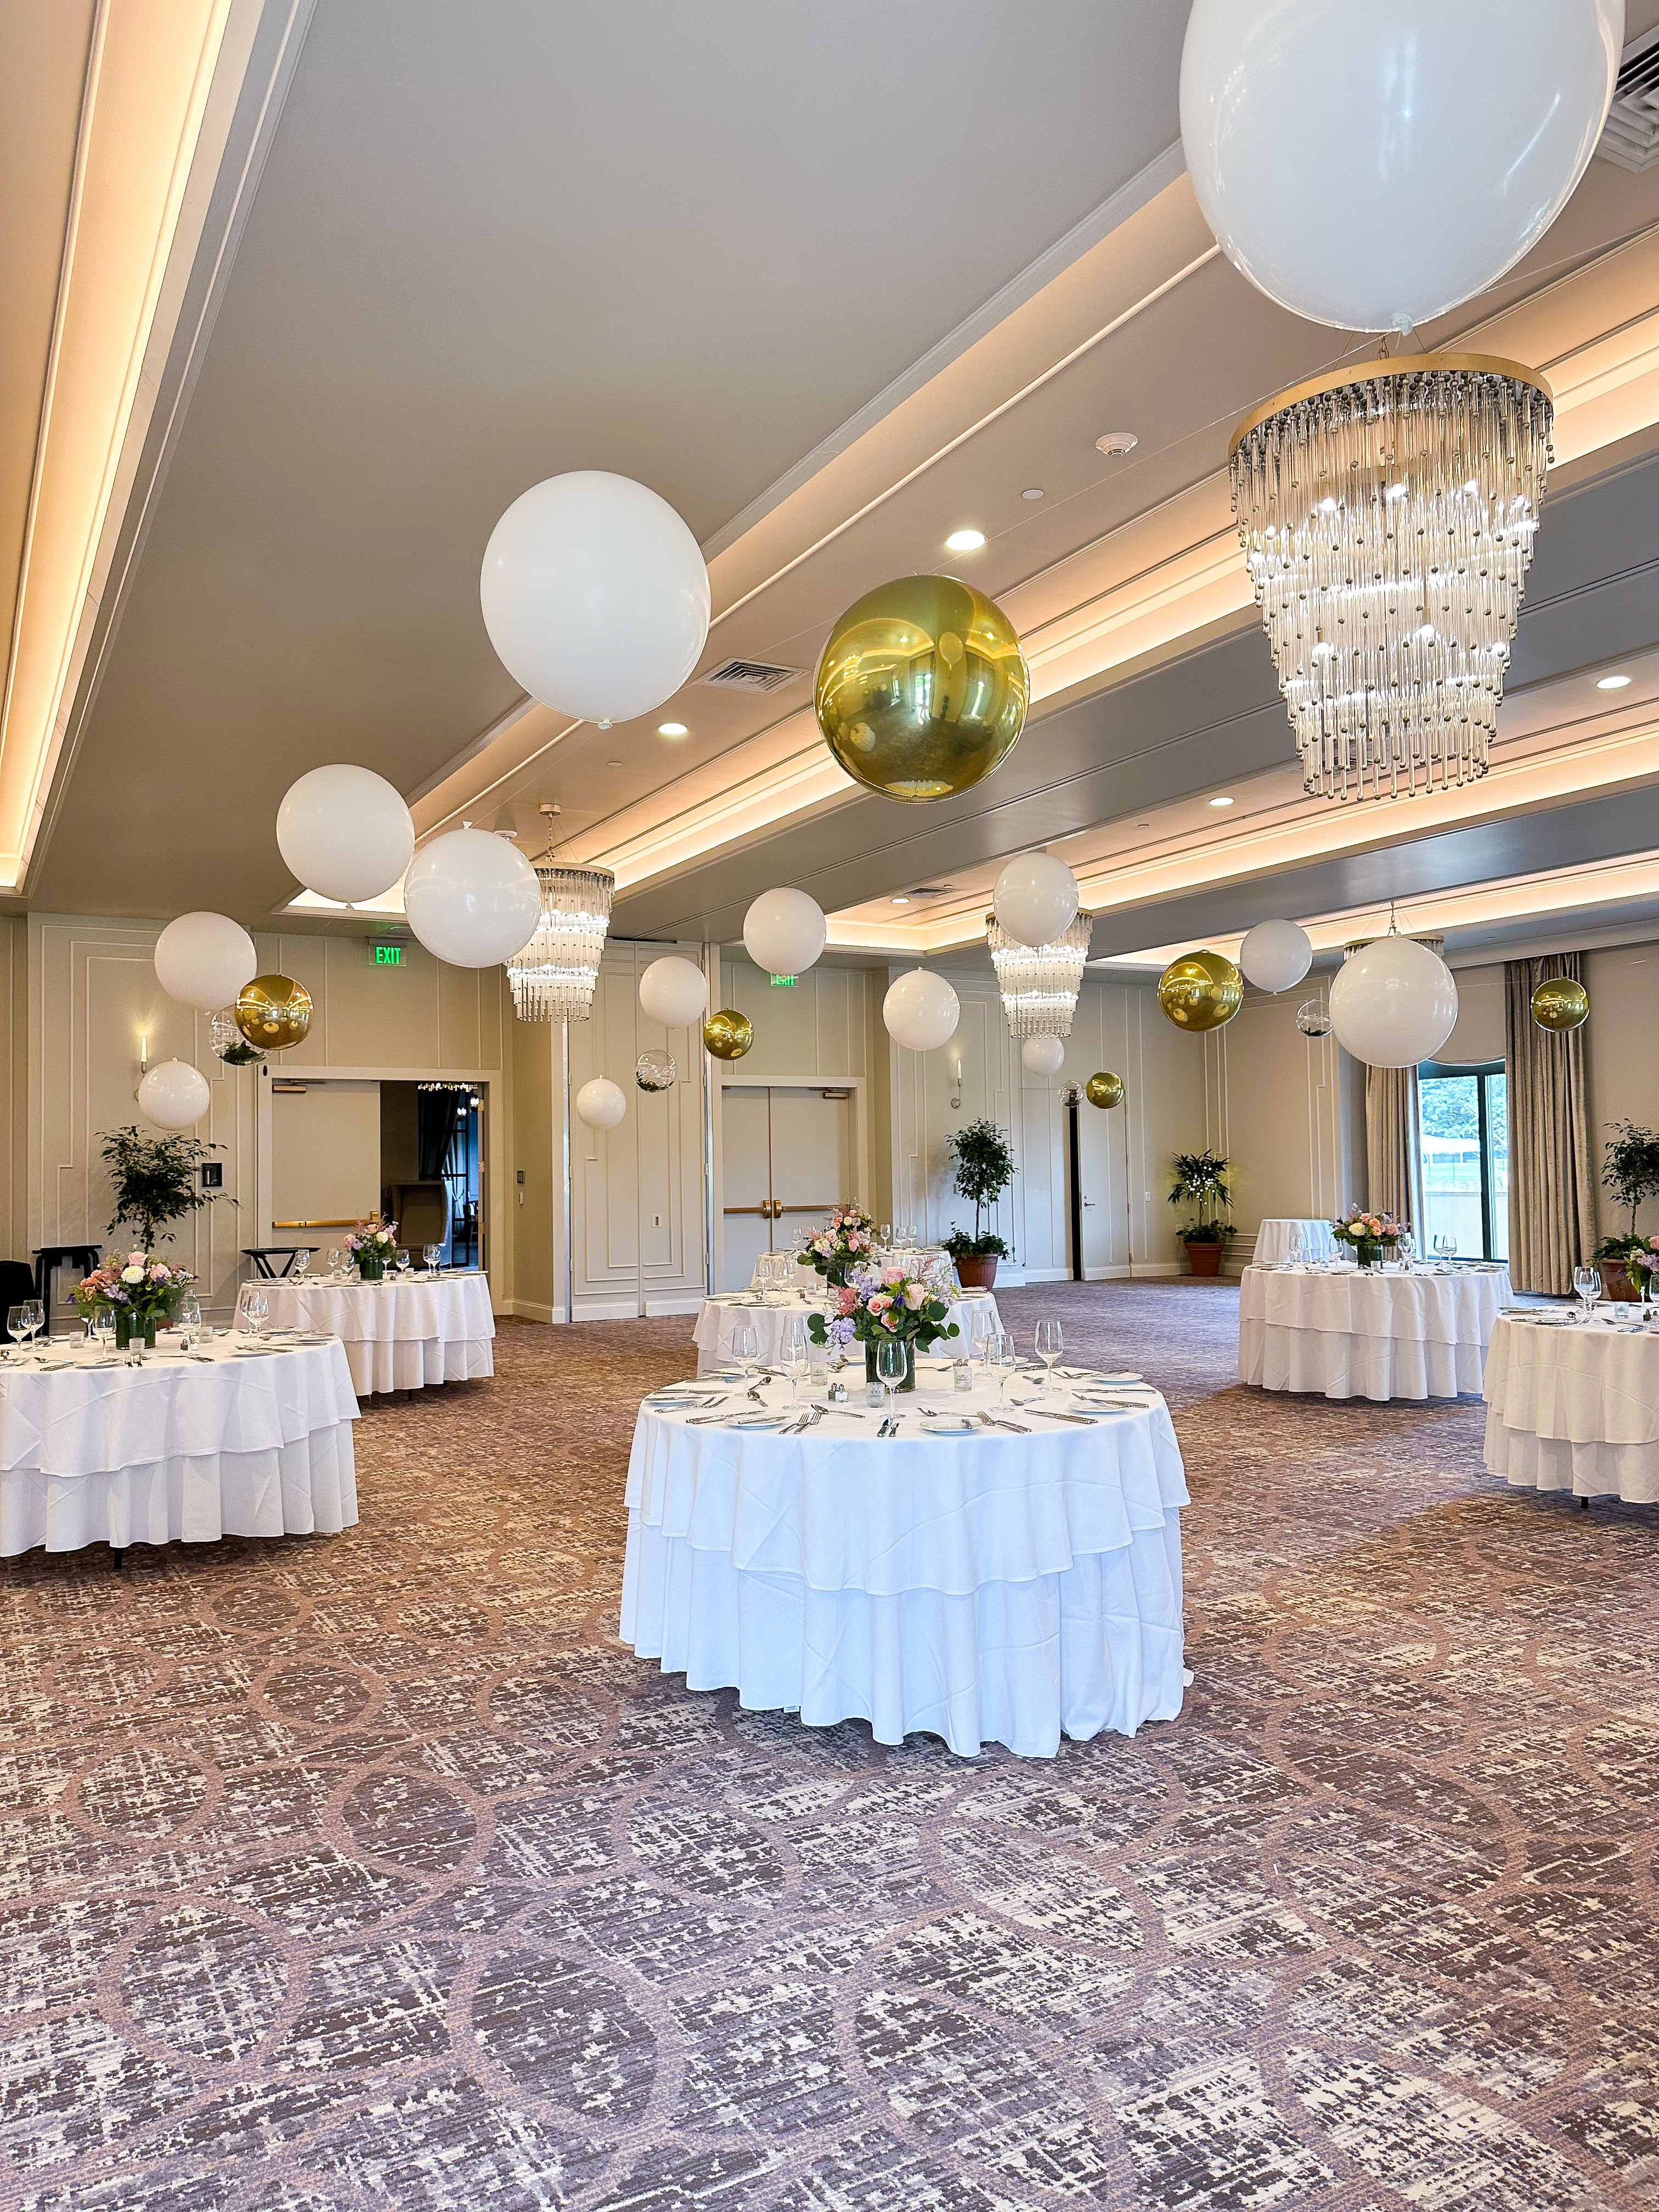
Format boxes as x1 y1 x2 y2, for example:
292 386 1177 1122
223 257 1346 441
1418 1058 1506 1261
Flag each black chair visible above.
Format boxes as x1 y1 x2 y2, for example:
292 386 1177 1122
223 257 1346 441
0 1260 36 1319
33 1244 101 1306
242 1247 307 1280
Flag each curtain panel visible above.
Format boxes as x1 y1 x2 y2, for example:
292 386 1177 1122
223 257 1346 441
1504 953 1595 1294
1364 1064 1425 1233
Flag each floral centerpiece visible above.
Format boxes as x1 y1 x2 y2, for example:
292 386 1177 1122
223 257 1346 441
1333 1209 1401 1269
346 1217 399 1282
806 1264 959 1392
797 1207 874 1288
74 1252 195 1349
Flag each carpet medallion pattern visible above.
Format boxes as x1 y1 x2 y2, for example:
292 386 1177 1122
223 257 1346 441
1 1282 1656 2210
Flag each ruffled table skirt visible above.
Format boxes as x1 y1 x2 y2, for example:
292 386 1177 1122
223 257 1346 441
1482 1314 1659 1503
259 1273 495 1396
2 1428 357 1554
1239 1266 1511 1402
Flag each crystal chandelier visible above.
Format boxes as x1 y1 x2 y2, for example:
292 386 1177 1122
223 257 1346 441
986 910 1092 1037
1229 354 1554 802
506 864 614 1021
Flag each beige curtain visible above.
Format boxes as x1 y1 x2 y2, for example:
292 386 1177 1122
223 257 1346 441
1365 1064 1425 1232
1505 953 1596 1294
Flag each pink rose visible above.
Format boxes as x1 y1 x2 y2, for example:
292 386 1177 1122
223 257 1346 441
882 1267 902 1285
868 1293 891 1314
904 1284 926 1310
882 1312 899 1330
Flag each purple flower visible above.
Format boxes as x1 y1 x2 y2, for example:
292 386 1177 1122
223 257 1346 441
827 1315 856 1346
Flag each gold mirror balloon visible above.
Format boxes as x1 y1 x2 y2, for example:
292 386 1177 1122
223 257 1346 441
1530 977 1589 1032
1085 1071 1125 1109
702 1008 754 1062
814 573 1028 802
234 973 313 1051
1158 951 1244 1033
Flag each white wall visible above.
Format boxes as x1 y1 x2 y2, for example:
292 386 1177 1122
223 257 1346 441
1583 941 1659 1244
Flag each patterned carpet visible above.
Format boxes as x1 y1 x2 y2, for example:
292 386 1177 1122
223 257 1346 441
2 1280 1656 2212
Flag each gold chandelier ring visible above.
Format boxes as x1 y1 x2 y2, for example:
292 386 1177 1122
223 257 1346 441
1229 351 1555 462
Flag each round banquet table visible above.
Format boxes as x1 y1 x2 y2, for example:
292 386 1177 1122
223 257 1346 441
1239 1262 1513 1401
1253 1217 1339 1268
693 1286 1001 1375
620 1362 1188 1758
257 1271 494 1396
1482 1309 1659 1503
0 1334 359 1556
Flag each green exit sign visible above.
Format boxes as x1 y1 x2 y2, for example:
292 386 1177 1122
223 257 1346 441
371 941 404 967
770 973 797 988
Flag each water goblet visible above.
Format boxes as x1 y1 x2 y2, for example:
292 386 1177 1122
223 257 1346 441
1572 1263 1601 1319
326 1248 342 1279
424 1243 442 1277
778 1313 810 1409
1034 1319 1063 1400
21 1298 45 1353
989 1328 1018 1402
176 1294 202 1353
292 1248 312 1280
876 1335 907 1423
729 1320 760 1388
1286 1225 1302 1267
5 1302 29 1360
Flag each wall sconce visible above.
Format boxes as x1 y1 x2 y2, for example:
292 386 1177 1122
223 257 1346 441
138 1034 149 1077
949 1053 963 1112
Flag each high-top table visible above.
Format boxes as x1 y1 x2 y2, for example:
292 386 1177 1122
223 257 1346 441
1239 1262 1513 1401
621 1360 1188 1758
257 1271 494 1396
0 1333 358 1556
693 1285 1001 1375
1482 1308 1659 1503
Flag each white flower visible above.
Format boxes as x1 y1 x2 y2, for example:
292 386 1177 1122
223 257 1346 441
120 1265 145 1285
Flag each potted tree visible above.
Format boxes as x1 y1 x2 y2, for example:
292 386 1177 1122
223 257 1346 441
1169 1150 1232 1277
945 1118 1015 1289
100 1125 229 1249
1595 1120 1659 1299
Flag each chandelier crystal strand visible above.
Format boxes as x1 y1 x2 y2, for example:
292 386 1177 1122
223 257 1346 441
986 910 1092 1037
1229 355 1554 802
506 865 615 1021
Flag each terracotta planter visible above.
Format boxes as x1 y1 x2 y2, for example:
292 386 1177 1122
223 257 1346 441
955 1255 999 1291
1184 1240 1224 1278
1599 1258 1640 1302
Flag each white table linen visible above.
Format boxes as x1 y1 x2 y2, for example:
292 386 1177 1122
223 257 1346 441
693 1288 1001 1375
1239 1263 1513 1400
258 1272 494 1396
1253 1217 1339 1267
0 1335 359 1555
621 1366 1188 1758
1482 1311 1659 1502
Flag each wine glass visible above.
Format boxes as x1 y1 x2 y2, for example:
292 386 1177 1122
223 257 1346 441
292 1248 312 1279
5 1303 30 1359
326 1247 342 1279
1034 1319 1063 1400
778 1313 810 1409
396 1247 410 1274
1286 1224 1302 1267
729 1320 760 1386
989 1328 1018 1402
176 1293 202 1352
424 1243 442 1277
1572 1263 1601 1319
236 1284 270 1337
876 1335 907 1422
94 1305 116 1355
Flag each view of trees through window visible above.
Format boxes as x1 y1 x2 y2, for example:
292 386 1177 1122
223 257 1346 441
1418 1062 1508 1259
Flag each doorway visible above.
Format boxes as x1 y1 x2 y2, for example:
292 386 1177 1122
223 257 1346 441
381 1081 486 1268
720 1085 854 1291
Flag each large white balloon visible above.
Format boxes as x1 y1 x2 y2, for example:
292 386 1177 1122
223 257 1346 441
154 912 258 1012
403 828 541 968
276 764 414 905
480 471 710 726
1021 1035 1065 1076
638 955 709 1029
137 1058 211 1131
574 1077 627 1130
1239 918 1313 995
1181 0 1622 331
883 969 960 1053
743 888 826 979
1329 938 1459 1068
993 853 1080 949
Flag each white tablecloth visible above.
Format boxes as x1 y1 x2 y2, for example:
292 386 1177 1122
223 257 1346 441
1239 1263 1513 1400
1253 1217 1339 1267
1482 1311 1659 1502
0 1336 359 1555
693 1288 1001 1375
620 1365 1188 1758
258 1272 495 1396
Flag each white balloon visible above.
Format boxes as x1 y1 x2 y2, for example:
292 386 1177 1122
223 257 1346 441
742 888 827 979
276 764 414 905
480 470 711 726
883 969 960 1053
1021 1035 1065 1076
1239 918 1313 995
403 828 541 967
993 853 1080 949
574 1077 627 1130
137 1058 211 1131
637 955 709 1029
154 912 257 1012
1180 0 1622 331
1329 938 1459 1068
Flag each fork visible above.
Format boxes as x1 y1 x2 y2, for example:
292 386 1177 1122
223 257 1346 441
976 1410 1030 1434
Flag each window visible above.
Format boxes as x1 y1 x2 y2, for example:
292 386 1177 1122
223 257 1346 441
1418 1061 1508 1260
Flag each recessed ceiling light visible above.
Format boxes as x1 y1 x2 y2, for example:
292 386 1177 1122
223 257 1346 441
1095 431 1138 458
891 895 911 906
1597 673 1632 690
1021 487 1045 501
606 758 623 768
1209 794 1235 808
944 527 985 552
657 720 688 736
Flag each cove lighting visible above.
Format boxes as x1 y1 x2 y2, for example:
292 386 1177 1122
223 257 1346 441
944 528 985 552
1597 674 1632 690
657 721 689 736
1209 795 1235 808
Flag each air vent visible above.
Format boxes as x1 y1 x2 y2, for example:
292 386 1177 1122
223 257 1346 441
1599 25 1659 171
696 657 803 695
907 884 957 899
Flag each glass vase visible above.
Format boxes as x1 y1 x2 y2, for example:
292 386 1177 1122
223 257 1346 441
357 1256 386 1283
114 1311 156 1350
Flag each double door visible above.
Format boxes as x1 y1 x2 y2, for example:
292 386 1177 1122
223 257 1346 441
720 1085 853 1292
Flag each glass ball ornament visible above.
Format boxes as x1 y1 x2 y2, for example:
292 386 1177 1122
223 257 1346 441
1085 1072 1125 1109
1157 951 1244 1033
1531 977 1589 1032
702 1009 754 1061
234 973 313 1052
211 1009 264 1065
635 1049 677 1094
1296 999 1333 1039
815 574 1028 802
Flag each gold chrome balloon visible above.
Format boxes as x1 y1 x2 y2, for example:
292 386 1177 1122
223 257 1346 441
1158 951 1244 1033
234 973 313 1051
1531 977 1589 1032
814 573 1028 802
702 1009 754 1061
1085 1072 1125 1109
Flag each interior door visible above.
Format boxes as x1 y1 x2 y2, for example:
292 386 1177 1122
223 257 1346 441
719 1086 774 1291
771 1090 852 1279
270 1081 381 1242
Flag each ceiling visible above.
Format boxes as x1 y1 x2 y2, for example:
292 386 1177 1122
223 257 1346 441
8 0 1659 982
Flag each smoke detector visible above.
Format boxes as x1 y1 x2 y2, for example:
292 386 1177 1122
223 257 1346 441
1095 430 1138 458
